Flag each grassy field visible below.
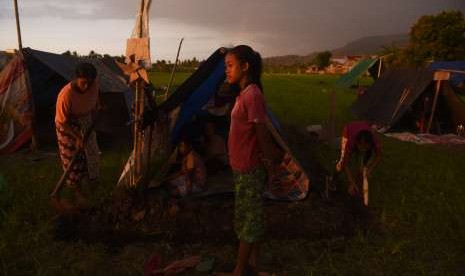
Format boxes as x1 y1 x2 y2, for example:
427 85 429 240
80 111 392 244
1 73 465 275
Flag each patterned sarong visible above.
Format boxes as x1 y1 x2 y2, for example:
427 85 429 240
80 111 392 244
233 168 266 243
56 114 99 187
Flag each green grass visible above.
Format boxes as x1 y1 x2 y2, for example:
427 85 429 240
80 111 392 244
148 71 191 103
1 73 465 275
263 74 358 129
148 71 191 88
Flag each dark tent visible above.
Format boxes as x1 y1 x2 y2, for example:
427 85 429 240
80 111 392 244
351 68 465 133
22 48 132 146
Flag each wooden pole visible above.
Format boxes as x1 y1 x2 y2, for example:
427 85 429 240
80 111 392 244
139 79 145 182
426 80 442 133
138 0 144 38
436 69 465 75
165 38 184 100
133 78 146 186
14 0 38 150
144 89 155 177
132 82 138 186
377 58 382 78
13 0 22 49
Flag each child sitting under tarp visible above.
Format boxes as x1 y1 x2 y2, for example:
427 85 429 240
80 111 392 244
203 121 228 173
165 138 207 197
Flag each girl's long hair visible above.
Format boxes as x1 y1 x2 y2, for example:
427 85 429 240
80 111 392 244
228 45 263 92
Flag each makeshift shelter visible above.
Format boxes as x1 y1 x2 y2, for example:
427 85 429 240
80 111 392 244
0 54 33 153
118 48 310 201
0 51 12 71
0 48 132 153
351 68 465 133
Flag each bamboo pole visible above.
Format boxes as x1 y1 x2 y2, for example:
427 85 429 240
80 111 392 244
165 38 184 100
377 58 383 78
138 0 144 38
133 78 146 186
13 0 22 49
138 79 145 182
14 0 38 150
144 89 154 176
132 82 138 186
135 81 140 185
426 80 442 134
436 69 465 75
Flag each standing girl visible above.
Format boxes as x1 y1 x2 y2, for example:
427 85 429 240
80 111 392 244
222 45 279 276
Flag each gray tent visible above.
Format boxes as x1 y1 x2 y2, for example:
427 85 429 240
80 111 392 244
351 68 465 133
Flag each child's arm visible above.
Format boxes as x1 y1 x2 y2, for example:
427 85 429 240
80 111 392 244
184 154 196 193
367 150 381 177
344 160 359 196
336 127 349 172
255 123 280 165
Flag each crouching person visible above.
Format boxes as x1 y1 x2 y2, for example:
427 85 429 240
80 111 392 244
166 139 206 197
336 121 381 224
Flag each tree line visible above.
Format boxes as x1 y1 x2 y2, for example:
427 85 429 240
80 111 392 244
381 10 465 67
60 10 465 74
61 50 202 73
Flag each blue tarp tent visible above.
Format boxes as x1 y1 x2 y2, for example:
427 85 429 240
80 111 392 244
137 48 311 201
428 61 465 87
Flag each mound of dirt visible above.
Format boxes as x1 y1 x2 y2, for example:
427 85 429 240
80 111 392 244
53 126 361 246
54 185 358 248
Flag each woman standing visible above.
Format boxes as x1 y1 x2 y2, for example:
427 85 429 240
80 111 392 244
54 62 100 204
222 45 279 276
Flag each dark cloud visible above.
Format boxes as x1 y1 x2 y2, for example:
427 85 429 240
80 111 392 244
2 0 464 56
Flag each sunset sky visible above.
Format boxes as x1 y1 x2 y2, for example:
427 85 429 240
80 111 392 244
1 0 464 60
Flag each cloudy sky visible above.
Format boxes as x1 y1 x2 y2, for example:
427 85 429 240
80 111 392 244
1 0 464 60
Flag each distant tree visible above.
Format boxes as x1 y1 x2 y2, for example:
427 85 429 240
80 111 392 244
378 44 406 68
312 51 332 70
62 50 71 56
114 55 125 63
88 50 96 58
72 51 78 57
87 50 103 59
405 10 465 66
